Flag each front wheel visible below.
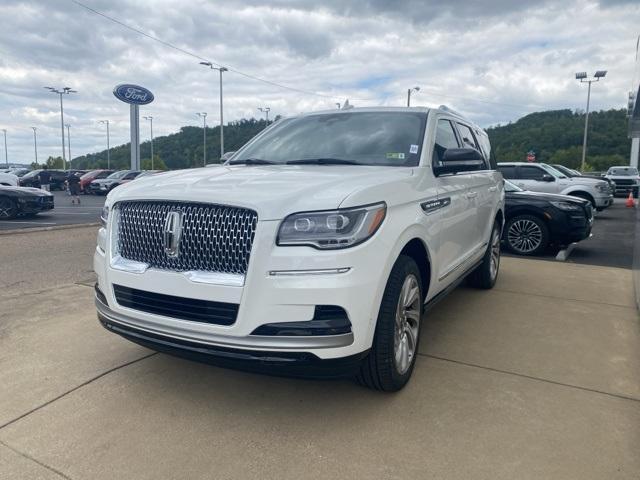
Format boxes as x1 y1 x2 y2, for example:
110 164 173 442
357 255 423 392
468 221 501 289
504 215 549 256
0 197 18 220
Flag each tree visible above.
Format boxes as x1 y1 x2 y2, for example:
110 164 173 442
45 156 64 169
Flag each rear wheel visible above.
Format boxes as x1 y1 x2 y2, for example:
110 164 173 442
468 221 501 289
0 197 18 219
357 255 422 392
504 215 549 256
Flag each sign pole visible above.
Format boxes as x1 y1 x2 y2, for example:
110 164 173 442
130 104 140 170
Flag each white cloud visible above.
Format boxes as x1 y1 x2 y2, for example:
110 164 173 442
0 0 638 164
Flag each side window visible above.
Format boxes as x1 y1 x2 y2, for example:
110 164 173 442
456 123 479 150
497 165 516 179
518 166 545 180
124 172 138 180
432 119 460 164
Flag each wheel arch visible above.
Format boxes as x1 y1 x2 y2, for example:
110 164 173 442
399 238 431 302
561 189 595 205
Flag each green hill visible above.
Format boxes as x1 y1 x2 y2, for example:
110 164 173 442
69 109 631 172
487 108 630 171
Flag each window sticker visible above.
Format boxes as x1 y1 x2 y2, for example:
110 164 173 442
409 144 419 154
386 152 405 160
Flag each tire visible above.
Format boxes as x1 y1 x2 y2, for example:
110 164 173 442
568 192 595 207
468 221 501 289
504 214 549 256
356 255 423 392
0 197 18 220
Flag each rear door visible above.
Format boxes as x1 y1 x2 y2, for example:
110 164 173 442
431 118 478 288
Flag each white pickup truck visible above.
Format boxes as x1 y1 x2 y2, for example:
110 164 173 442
94 107 504 391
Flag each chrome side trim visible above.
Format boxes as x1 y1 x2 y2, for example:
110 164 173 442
96 298 354 350
420 197 451 215
183 270 245 287
110 255 149 273
268 268 351 276
438 242 488 282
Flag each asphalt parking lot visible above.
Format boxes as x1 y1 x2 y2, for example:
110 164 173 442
0 191 104 231
1 219 639 479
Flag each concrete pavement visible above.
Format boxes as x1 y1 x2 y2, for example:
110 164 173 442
1 240 639 478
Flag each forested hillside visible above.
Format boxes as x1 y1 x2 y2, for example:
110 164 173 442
487 109 630 171
70 118 270 170
68 109 631 172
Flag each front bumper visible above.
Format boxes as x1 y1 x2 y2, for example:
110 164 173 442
17 197 54 214
594 193 614 208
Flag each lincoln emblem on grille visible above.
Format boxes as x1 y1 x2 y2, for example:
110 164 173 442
163 210 183 258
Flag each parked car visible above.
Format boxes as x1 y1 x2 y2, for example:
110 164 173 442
79 169 114 193
88 170 141 195
604 166 640 197
503 180 592 255
551 164 616 193
8 168 31 177
497 162 612 211
133 170 163 179
0 172 19 186
95 106 505 391
0 185 54 219
19 169 67 190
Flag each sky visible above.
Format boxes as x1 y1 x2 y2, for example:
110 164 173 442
1 0 639 164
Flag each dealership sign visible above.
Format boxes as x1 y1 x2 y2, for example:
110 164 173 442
113 84 154 105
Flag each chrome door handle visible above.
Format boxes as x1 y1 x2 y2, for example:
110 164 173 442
466 191 478 198
488 186 498 192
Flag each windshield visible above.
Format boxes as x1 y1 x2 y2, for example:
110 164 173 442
553 165 575 177
22 170 40 178
504 180 523 192
232 111 427 167
539 163 567 179
107 170 129 179
608 167 638 176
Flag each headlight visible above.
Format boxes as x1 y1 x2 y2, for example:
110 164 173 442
277 202 386 249
550 201 582 211
595 183 609 192
100 205 110 227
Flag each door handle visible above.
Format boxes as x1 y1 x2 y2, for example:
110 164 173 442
488 186 498 192
466 191 478 198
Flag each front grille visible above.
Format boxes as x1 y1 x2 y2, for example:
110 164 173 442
113 284 239 325
584 203 593 219
116 201 258 275
614 179 635 186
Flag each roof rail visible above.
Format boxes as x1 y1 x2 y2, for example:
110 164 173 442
438 105 465 118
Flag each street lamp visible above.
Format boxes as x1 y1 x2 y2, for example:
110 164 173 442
143 116 154 169
576 70 607 172
407 86 420 107
65 124 71 167
200 62 228 160
99 120 110 169
44 86 76 169
258 107 271 124
196 112 207 166
31 127 38 165
2 129 7 168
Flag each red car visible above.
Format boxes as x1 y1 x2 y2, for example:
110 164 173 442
79 170 114 193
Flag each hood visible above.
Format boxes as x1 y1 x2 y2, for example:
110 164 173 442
508 190 588 204
93 178 120 184
567 176 607 185
0 185 53 196
107 165 414 220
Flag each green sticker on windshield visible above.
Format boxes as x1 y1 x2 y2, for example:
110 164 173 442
386 153 405 160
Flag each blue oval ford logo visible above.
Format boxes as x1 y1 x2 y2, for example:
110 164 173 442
113 84 154 105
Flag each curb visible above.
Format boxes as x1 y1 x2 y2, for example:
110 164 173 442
0 222 100 236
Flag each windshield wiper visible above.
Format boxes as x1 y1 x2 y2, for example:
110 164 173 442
228 158 277 165
286 158 359 165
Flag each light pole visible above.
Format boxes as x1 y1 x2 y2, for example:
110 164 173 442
31 127 38 165
258 107 271 125
44 86 76 169
65 124 71 167
99 120 110 169
197 112 207 166
336 102 341 109
2 129 7 168
200 62 228 160
576 71 607 172
143 116 154 169
407 86 420 107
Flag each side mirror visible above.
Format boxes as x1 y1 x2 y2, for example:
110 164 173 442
541 174 554 182
434 148 484 176
221 151 236 162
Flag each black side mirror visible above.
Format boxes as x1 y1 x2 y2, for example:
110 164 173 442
434 148 484 176
541 174 554 182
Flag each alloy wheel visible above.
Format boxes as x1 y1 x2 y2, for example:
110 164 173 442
507 219 542 254
489 227 501 280
394 274 421 375
0 198 16 219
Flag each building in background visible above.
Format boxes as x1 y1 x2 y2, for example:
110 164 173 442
629 38 640 168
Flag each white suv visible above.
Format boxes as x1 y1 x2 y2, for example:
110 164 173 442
497 162 612 211
94 107 504 391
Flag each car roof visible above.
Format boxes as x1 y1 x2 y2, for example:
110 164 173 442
497 162 548 166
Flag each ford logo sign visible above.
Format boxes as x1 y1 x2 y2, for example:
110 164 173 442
113 84 154 105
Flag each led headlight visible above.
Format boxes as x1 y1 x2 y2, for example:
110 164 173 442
100 205 110 227
595 183 609 193
550 201 582 211
277 202 386 249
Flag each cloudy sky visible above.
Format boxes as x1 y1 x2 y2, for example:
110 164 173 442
1 0 639 164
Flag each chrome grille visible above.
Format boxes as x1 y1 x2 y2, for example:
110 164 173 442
116 201 258 274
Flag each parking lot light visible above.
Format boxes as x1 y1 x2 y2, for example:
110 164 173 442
196 112 207 166
575 71 607 173
99 120 110 169
2 129 7 168
45 86 77 170
200 62 228 159
407 86 420 107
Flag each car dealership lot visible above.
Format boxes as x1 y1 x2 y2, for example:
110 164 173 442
1 226 639 479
